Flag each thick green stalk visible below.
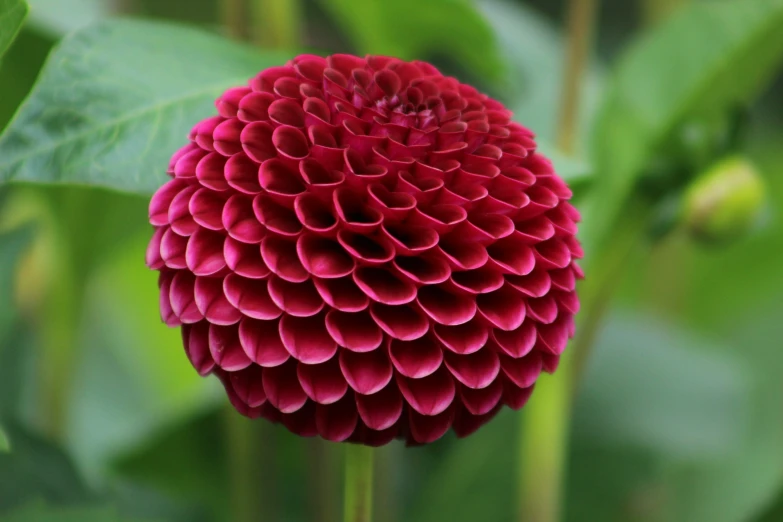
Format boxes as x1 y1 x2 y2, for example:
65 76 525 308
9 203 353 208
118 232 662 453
251 0 302 49
222 0 248 41
344 444 374 522
519 0 600 521
225 408 259 522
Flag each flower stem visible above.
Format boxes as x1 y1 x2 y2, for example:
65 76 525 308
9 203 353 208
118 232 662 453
250 0 302 49
518 357 573 522
225 407 260 522
221 0 248 41
556 0 599 155
519 0 600 521
344 444 374 522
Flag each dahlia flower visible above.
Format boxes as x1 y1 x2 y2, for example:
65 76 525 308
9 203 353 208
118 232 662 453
146 54 582 445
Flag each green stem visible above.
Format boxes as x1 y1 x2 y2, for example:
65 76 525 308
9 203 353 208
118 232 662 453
518 357 573 522
250 0 302 49
556 0 599 155
344 444 374 522
225 408 259 522
519 0 600 520
221 0 248 41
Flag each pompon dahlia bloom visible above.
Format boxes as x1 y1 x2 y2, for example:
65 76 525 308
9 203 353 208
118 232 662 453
146 54 583 446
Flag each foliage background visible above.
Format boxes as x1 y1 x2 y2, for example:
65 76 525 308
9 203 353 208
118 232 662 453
1 0 782 521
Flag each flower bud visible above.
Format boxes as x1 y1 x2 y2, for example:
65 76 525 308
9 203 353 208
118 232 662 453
682 156 765 244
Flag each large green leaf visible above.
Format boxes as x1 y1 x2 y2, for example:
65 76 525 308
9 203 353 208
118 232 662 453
583 0 783 255
65 231 222 476
2 503 152 522
0 0 27 58
0 19 289 195
316 0 503 82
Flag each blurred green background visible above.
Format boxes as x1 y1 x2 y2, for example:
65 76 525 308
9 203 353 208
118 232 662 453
1 0 782 521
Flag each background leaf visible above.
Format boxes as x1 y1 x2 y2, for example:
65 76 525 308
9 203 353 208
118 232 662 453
0 0 28 57
0 19 289 195
583 0 783 253
2 502 152 522
316 0 503 83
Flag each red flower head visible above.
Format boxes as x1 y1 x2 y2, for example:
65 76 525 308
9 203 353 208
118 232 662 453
146 54 582 445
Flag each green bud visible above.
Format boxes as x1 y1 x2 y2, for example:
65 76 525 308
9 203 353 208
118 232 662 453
682 156 766 244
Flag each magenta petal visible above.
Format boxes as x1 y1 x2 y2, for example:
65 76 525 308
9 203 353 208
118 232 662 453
259 159 306 201
408 407 454 444
279 313 337 364
268 277 324 317
150 178 188 225
432 321 488 355
195 152 230 191
355 384 404 431
280 402 318 437
396 366 455 416
527 294 558 324
393 254 451 285
160 228 188 269
381 223 439 255
549 266 577 292
158 271 179 326
459 379 503 415
449 266 504 294
500 351 543 388
227 365 267 407
146 227 165 270
370 303 429 341
354 267 417 305
273 125 310 160
297 234 355 278
222 195 266 244
534 238 572 270
556 290 580 315
297 356 349 404
503 377 535 410
389 336 444 378
506 270 551 298
294 193 338 235
316 395 359 442
338 229 396 265
240 121 276 162
182 322 214 375
313 276 370 312
186 228 226 276
325 309 383 352
537 315 572 355
169 271 204 324
208 323 252 371
225 152 263 194
262 360 308 413
486 233 535 276
189 188 227 231
417 285 477 326
238 317 289 367
213 118 244 156
168 187 200 236
253 195 303 237
437 238 488 270
260 235 309 283
223 237 271 279
339 349 393 395
194 276 241 325
444 348 500 389
492 321 537 358
223 274 282 320
477 284 526 331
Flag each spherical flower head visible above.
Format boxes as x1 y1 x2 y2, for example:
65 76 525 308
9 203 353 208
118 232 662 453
146 54 583 446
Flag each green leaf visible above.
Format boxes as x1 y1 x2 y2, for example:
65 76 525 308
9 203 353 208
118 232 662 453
65 231 221 476
0 423 92 512
2 502 152 522
316 0 503 82
0 19 289 195
0 425 9 452
583 0 783 255
0 0 27 58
